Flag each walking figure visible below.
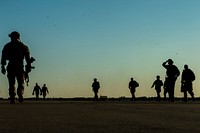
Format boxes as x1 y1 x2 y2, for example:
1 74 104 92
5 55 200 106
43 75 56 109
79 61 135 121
92 78 100 101
1 31 32 103
32 83 41 100
41 84 49 100
162 59 180 102
128 78 139 101
151 75 163 101
181 64 195 102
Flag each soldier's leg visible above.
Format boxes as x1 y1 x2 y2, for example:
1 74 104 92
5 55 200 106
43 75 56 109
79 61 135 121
7 74 16 103
36 93 39 100
168 88 174 102
183 91 187 102
188 90 194 101
163 89 167 101
17 74 25 102
157 91 161 101
169 80 175 102
94 90 98 100
188 83 195 101
131 89 136 101
130 89 134 101
43 94 46 100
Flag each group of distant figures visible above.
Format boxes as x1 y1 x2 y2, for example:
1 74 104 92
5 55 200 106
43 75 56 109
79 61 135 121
92 59 196 102
32 83 49 100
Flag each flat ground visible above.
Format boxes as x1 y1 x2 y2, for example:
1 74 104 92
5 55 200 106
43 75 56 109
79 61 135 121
0 100 200 133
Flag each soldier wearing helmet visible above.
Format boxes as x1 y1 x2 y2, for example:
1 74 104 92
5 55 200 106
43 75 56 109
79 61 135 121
128 77 139 101
181 64 195 102
151 75 163 101
162 59 180 102
1 31 32 103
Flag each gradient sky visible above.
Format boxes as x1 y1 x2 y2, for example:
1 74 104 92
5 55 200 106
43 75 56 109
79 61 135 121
1 0 200 98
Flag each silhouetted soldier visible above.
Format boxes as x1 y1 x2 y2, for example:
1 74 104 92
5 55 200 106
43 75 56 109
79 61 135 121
32 83 41 100
151 75 163 101
181 65 195 102
162 59 180 102
41 84 49 100
92 78 100 101
1 31 32 103
129 78 139 101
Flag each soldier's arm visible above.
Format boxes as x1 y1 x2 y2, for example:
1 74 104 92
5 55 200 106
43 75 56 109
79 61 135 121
1 45 8 74
151 81 155 88
24 45 31 66
161 81 163 86
162 61 168 69
1 46 7 66
176 67 180 77
32 88 35 94
128 82 131 89
181 71 184 83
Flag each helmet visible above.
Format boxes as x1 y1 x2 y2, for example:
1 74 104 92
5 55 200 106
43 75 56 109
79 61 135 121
168 59 174 64
9 31 20 39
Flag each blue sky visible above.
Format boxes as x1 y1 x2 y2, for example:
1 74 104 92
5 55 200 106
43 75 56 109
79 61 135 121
1 0 200 98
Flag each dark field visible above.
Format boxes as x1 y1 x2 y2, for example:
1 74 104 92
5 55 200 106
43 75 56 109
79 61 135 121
0 100 200 133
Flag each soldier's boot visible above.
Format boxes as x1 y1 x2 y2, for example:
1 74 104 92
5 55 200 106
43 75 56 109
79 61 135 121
9 92 16 104
10 97 16 104
17 87 24 103
191 94 195 101
189 91 195 101
18 95 24 103
182 92 187 102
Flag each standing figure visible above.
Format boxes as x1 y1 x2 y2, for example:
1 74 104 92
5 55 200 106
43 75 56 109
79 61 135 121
32 83 41 100
92 78 100 101
1 31 31 103
41 84 49 100
128 78 139 101
162 59 180 102
181 65 195 102
151 75 163 101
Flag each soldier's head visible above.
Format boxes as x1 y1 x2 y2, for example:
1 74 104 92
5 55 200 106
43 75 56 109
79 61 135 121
9 31 20 40
168 59 174 65
131 78 133 81
184 64 188 70
156 75 160 79
94 78 97 81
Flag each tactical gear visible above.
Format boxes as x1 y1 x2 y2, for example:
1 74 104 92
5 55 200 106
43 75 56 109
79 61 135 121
1 34 31 103
25 57 35 86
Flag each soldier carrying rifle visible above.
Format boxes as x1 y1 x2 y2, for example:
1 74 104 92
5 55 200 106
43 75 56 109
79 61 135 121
1 31 34 103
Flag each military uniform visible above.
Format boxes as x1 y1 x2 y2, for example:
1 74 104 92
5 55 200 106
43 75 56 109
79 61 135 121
92 78 100 101
151 76 163 101
41 84 49 100
162 59 180 102
181 65 195 102
1 31 31 103
32 84 42 100
129 78 139 101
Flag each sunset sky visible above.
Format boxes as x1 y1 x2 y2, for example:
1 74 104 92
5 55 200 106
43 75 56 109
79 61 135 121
1 0 200 98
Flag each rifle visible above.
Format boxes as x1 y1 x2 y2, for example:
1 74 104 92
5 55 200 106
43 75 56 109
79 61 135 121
25 57 35 86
